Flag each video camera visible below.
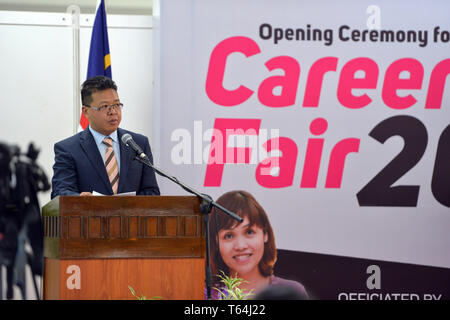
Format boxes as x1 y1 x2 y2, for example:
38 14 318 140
0 141 50 300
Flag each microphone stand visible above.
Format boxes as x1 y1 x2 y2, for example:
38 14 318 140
132 154 242 300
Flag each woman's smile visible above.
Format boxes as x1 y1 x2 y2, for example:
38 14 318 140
233 252 253 263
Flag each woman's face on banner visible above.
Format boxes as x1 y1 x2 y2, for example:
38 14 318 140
218 216 268 278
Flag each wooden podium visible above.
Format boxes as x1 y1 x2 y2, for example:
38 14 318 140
42 196 205 300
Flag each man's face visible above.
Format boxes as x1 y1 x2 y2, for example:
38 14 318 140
82 88 122 136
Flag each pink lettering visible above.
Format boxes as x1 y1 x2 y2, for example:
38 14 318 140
425 58 450 109
256 137 298 188
337 57 379 109
325 138 360 188
204 118 261 186
382 58 424 109
205 36 260 106
258 56 300 107
303 57 338 107
301 118 328 188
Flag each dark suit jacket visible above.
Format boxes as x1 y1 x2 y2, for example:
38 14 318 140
51 128 160 198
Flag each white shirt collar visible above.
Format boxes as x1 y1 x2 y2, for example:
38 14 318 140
88 126 119 145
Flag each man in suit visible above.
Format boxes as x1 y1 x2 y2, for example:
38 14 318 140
51 76 160 198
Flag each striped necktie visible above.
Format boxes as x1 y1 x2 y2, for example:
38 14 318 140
103 137 119 194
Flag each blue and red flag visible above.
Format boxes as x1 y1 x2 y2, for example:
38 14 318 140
80 0 112 130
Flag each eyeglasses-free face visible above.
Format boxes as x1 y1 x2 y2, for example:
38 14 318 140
218 216 268 279
82 88 122 136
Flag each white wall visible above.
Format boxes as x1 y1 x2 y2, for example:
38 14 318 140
0 10 154 206
0 9 153 299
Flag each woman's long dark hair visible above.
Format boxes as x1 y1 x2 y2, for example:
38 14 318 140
209 190 277 285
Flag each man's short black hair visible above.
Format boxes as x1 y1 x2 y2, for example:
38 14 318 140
81 76 118 106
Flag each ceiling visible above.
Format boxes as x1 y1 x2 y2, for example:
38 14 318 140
0 0 153 15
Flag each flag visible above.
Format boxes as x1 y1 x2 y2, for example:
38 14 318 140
80 0 112 130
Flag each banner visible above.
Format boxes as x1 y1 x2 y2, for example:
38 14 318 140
154 0 450 299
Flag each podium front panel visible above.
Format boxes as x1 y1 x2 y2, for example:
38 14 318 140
42 196 206 300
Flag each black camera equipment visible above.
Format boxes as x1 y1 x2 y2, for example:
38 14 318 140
0 141 50 300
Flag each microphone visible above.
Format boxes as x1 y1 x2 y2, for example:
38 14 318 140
121 133 148 160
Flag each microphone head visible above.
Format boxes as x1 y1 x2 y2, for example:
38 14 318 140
121 133 132 145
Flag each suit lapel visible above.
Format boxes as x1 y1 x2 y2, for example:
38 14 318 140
79 129 113 194
117 128 134 193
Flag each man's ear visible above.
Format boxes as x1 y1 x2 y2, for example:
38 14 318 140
81 106 89 117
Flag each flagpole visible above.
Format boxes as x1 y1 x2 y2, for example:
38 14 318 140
67 5 81 134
